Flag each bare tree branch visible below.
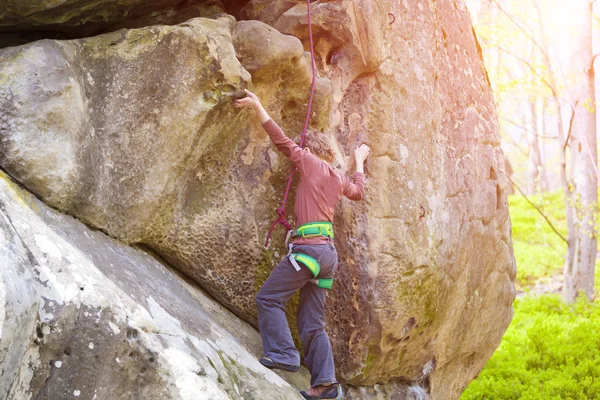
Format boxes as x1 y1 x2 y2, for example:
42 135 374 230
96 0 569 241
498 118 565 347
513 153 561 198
496 46 556 95
502 134 529 156
587 53 600 73
499 116 558 139
489 0 550 59
564 102 577 151
508 176 569 244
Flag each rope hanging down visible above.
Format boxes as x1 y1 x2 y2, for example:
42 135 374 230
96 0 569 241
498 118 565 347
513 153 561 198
264 0 317 247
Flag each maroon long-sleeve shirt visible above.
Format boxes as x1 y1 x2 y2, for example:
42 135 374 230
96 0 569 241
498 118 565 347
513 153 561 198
263 119 365 245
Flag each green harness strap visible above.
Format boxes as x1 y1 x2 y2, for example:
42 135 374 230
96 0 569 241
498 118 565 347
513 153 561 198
312 277 334 290
290 253 320 276
295 222 334 239
289 253 334 290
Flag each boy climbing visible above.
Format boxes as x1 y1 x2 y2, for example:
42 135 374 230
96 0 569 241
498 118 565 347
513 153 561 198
234 89 369 400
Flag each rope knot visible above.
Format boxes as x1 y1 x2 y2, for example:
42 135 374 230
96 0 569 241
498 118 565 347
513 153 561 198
276 207 286 219
275 208 292 230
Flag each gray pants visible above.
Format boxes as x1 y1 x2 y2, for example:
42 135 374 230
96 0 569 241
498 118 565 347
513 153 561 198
256 242 338 387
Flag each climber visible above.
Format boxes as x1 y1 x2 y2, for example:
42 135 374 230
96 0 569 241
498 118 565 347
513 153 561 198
234 89 369 400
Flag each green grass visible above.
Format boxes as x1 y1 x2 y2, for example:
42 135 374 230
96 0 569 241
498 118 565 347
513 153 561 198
460 191 600 399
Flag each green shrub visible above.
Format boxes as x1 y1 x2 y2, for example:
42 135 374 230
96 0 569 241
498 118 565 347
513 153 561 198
461 295 600 400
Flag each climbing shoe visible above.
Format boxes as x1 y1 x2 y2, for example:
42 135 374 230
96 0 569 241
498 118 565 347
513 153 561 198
300 384 343 399
259 357 300 372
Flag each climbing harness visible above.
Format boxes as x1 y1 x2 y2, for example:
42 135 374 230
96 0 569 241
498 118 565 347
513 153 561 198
283 221 335 290
288 221 334 241
288 250 334 290
264 0 317 248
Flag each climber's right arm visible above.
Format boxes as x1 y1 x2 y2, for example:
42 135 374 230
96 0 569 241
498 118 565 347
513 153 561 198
342 144 370 201
234 89 304 166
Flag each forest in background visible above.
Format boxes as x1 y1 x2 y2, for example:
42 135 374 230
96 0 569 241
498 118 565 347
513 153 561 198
462 1 600 397
466 0 598 302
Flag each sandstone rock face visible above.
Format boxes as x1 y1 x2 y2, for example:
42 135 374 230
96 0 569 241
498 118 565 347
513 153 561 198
0 16 329 325
0 1 516 398
258 2 516 397
0 172 307 399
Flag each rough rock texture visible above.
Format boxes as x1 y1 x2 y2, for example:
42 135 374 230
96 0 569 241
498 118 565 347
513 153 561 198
0 171 309 399
256 2 517 397
0 193 40 397
0 16 330 324
0 1 516 398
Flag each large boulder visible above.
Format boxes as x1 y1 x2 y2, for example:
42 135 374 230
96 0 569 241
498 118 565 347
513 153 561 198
0 171 307 399
0 1 515 398
261 2 516 397
0 16 328 324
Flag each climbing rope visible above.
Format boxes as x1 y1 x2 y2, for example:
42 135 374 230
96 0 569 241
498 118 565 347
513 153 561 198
264 0 317 247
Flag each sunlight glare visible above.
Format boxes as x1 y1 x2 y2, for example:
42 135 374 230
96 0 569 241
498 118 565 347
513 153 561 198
544 1 575 32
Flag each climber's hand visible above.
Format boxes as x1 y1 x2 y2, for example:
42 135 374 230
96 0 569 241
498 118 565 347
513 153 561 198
354 144 370 163
234 89 270 123
234 89 261 110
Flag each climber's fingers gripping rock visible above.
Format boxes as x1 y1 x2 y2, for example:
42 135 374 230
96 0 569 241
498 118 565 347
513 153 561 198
233 89 271 124
234 89 260 109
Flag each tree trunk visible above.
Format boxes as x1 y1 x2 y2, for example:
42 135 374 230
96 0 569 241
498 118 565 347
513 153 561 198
535 96 548 191
525 99 543 193
562 0 598 302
